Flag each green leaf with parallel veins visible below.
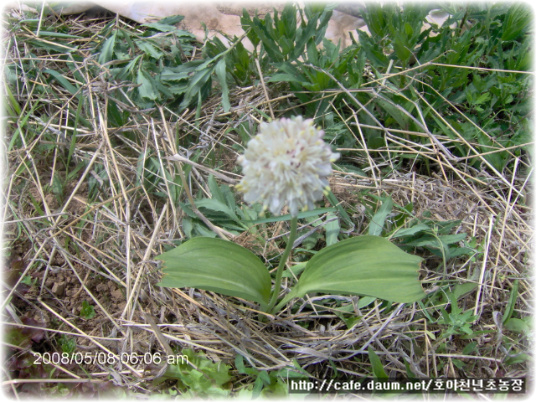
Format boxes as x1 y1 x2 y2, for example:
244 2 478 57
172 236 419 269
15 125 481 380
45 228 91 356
157 237 271 307
291 235 425 303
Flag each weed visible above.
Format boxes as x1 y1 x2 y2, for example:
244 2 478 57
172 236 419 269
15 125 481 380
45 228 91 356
155 349 231 397
79 300 96 320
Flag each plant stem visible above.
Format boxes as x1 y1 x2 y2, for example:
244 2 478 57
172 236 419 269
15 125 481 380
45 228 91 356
271 292 295 316
266 217 298 314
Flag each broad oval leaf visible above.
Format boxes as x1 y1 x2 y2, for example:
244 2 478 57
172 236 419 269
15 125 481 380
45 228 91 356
156 237 271 307
294 235 425 303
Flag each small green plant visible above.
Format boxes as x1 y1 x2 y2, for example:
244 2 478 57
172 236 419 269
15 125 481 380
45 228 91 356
156 349 231 397
178 174 259 237
96 15 199 110
437 295 478 339
58 335 77 355
234 355 308 397
421 282 479 340
241 4 334 63
156 117 425 315
79 300 96 320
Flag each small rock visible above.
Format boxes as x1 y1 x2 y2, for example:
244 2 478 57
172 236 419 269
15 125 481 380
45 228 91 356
52 282 66 297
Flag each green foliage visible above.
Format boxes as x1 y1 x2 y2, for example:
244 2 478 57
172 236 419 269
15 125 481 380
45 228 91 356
157 232 425 313
157 237 272 307
237 2 530 172
159 349 232 397
178 175 337 239
502 280 530 336
367 347 388 379
180 174 257 236
436 286 478 338
495 280 530 366
368 197 394 236
419 280 479 342
80 300 96 320
242 4 334 62
95 15 200 110
234 355 308 397
58 335 77 355
282 235 424 305
359 194 476 271
357 3 531 171
359 4 433 67
11 3 528 175
393 218 474 262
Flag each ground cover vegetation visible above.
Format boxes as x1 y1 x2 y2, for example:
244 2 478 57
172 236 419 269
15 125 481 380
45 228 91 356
2 2 532 398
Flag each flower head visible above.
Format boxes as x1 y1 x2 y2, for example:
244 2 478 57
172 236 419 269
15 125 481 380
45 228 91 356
236 116 339 216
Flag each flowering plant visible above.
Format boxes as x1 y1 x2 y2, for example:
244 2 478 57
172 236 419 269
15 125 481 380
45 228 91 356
236 116 339 217
157 117 424 315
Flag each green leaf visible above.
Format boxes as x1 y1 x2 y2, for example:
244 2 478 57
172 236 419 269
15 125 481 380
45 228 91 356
136 69 159 100
438 233 467 245
250 14 284 62
241 9 260 48
135 40 164 59
368 347 388 378
80 300 96 320
503 280 519 324
179 67 212 109
268 72 304 84
195 198 243 227
391 223 431 239
501 4 531 41
160 68 189 82
282 262 307 278
292 236 425 303
504 353 530 366
157 237 271 307
452 281 478 301
207 174 225 203
98 30 117 64
462 341 478 355
393 37 411 63
504 317 530 335
43 69 79 97
142 15 185 31
246 207 336 224
4 83 21 117
325 190 354 230
324 212 340 246
35 31 81 39
163 349 231 397
214 58 230 112
368 197 394 236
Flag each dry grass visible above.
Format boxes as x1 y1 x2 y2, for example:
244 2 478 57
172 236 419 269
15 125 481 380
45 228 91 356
2 5 532 398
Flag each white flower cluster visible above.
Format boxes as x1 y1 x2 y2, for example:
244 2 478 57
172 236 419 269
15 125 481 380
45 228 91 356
236 116 339 216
